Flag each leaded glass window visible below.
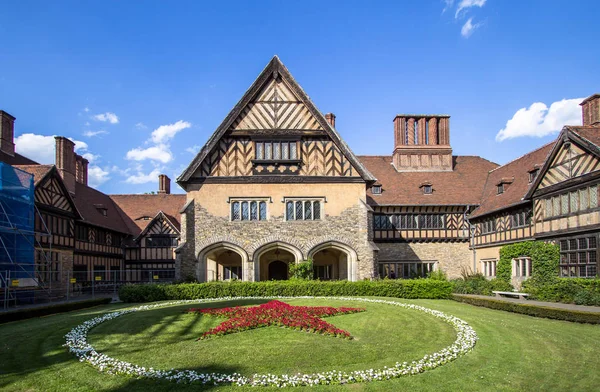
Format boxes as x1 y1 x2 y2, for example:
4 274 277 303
231 200 268 221
570 191 579 212
232 202 240 220
241 202 249 220
561 194 569 215
559 235 598 278
259 201 267 220
285 199 322 221
254 141 298 160
265 142 272 159
273 143 281 159
590 185 598 208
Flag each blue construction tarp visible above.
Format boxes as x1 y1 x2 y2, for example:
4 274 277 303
0 162 35 282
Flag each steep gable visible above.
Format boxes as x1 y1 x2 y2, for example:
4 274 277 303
136 211 179 241
526 127 600 199
178 56 375 184
15 165 79 217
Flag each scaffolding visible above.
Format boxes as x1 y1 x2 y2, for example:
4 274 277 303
0 162 53 308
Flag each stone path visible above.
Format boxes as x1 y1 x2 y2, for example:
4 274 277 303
454 294 600 313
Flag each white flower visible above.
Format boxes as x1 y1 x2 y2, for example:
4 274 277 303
64 297 478 386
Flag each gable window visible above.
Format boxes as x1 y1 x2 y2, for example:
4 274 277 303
231 200 268 221
255 141 298 161
285 198 323 221
372 185 382 195
146 235 177 247
544 185 598 218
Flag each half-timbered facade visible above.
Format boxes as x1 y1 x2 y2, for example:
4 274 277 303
177 56 377 282
2 60 599 284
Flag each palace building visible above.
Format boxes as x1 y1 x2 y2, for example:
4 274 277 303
1 57 598 285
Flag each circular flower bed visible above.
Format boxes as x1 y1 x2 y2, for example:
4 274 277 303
64 297 478 387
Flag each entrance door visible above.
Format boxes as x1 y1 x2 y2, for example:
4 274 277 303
268 260 288 280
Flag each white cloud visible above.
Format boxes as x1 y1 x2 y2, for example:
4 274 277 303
150 120 191 144
87 166 110 187
442 0 454 13
83 107 90 113
81 152 99 163
185 144 200 154
461 17 482 38
125 168 161 184
126 144 172 163
14 134 87 163
92 112 119 124
83 130 108 137
455 0 486 18
496 98 584 142
135 122 147 130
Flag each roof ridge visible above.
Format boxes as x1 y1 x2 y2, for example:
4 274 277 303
488 140 555 174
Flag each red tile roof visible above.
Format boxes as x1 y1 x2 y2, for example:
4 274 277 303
358 155 498 206
12 164 54 185
110 194 186 236
0 151 39 166
73 182 132 234
469 142 554 219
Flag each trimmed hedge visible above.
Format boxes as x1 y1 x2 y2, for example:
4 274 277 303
452 274 513 296
0 297 112 325
522 278 600 306
452 294 600 324
118 280 454 303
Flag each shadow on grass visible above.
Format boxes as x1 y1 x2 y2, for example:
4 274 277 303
0 300 268 391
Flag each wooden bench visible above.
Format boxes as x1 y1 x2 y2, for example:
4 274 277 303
492 291 530 300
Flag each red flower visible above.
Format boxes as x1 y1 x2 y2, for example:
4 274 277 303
188 300 365 340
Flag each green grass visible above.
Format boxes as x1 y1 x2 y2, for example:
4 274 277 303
1 298 599 391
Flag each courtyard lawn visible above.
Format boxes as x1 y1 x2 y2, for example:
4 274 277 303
0 298 598 391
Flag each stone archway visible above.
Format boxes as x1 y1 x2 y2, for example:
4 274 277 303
253 241 302 281
307 241 359 281
197 242 249 282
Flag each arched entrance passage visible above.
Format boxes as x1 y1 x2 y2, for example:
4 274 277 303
308 241 358 281
197 242 249 282
268 260 288 280
253 242 302 281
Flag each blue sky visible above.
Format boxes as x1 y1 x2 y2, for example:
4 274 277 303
1 0 598 194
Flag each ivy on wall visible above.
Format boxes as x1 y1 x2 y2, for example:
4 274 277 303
497 241 560 284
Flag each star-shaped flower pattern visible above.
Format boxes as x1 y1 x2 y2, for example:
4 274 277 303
188 300 366 340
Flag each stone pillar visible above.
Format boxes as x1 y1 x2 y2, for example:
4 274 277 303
418 117 427 145
407 118 415 144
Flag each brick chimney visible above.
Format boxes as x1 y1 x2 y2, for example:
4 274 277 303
325 113 336 128
581 94 600 126
158 174 171 194
55 137 76 194
392 114 453 172
0 111 16 157
74 154 89 186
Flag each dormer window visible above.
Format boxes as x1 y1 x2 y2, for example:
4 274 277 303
528 169 539 183
94 204 108 216
420 182 433 195
497 177 513 195
136 216 152 221
372 185 382 195
497 184 504 194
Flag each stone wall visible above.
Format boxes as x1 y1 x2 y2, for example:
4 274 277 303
177 198 376 281
376 241 472 279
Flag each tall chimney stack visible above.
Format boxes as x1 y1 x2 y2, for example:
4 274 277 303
581 94 600 126
81 157 88 186
55 137 76 194
325 113 336 128
74 154 89 185
158 174 171 194
0 111 16 157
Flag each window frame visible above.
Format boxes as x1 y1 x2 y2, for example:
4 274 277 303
284 197 324 221
559 234 598 278
229 197 270 222
253 140 301 162
372 185 382 195
544 184 599 219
